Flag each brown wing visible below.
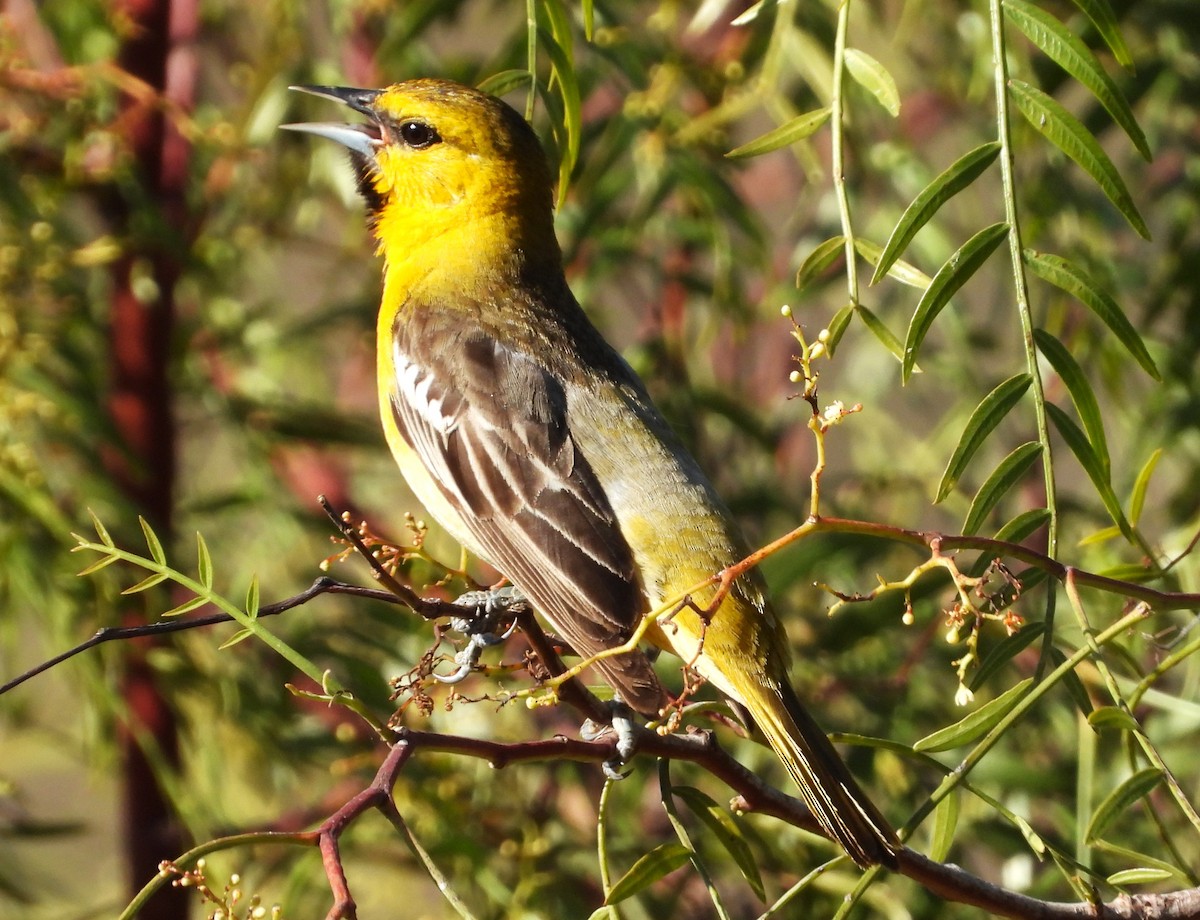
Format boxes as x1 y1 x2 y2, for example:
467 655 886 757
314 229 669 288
388 312 667 716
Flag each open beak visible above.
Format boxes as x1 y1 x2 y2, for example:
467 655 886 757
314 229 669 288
280 85 384 157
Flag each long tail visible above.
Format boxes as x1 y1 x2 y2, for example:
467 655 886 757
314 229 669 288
745 679 899 869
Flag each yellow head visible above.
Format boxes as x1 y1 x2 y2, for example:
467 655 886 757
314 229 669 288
284 79 561 297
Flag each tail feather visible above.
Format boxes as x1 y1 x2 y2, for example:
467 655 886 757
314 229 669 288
748 681 899 869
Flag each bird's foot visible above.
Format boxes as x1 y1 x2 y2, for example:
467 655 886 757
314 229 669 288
581 701 647 780
432 586 525 684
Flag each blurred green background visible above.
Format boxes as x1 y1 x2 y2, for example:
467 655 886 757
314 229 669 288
2 1 1199 917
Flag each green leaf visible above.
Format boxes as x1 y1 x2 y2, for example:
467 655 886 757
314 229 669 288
970 622 1046 691
1106 867 1174 887
1049 647 1094 717
1024 251 1159 380
993 507 1052 543
674 787 765 901
962 441 1043 535
121 573 169 595
197 532 213 590
903 222 1009 381
843 48 900 117
935 373 1031 503
825 303 855 354
856 304 908 364
1033 329 1109 474
163 595 208 617
88 509 114 547
245 575 260 618
538 22 582 209
139 516 166 565
913 678 1033 752
1094 840 1189 885
605 843 693 904
1002 0 1149 159
476 69 534 97
1086 768 1164 843
1045 403 1132 541
929 789 960 862
796 236 845 290
854 237 931 289
75 553 121 577
1008 79 1149 239
1068 0 1133 69
218 628 255 650
1087 705 1141 733
872 142 1001 285
1129 448 1162 527
726 107 832 159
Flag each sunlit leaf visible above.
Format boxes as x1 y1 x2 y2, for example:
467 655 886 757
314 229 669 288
844 48 900 117
993 508 1052 543
971 622 1046 691
935 373 1031 502
1129 449 1163 527
962 441 1042 535
1033 329 1109 474
140 516 166 566
1068 0 1133 69
477 69 534 97
75 553 121 577
914 679 1033 752
1008 79 1149 239
1024 250 1159 379
930 789 960 862
246 575 260 618
903 222 1009 381
1002 0 1149 159
1086 768 1163 843
121 573 169 595
872 142 1001 285
727 108 832 159
855 237 931 289
163 595 208 618
825 303 855 354
197 532 213 590
605 843 693 904
1106 867 1174 886
89 509 114 547
218 628 255 651
1087 705 1140 733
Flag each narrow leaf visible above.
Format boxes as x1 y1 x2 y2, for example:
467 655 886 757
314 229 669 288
824 303 855 354
962 441 1043 535
1002 0 1149 159
856 304 908 364
163 595 208 617
796 236 845 290
476 69 533 98
1129 448 1162 527
121 573 169 595
1008 79 1149 239
1068 0 1133 69
76 553 121 577
246 575 260 619
993 507 1052 543
1086 768 1163 842
854 237 931 289
675 787 765 901
935 373 1031 503
605 843 693 904
913 678 1033 752
843 48 900 117
726 107 831 159
140 516 166 565
1087 705 1141 732
1049 647 1094 717
903 222 1010 381
538 24 581 208
197 532 213 589
872 142 1001 285
218 628 255 650
1046 403 1132 540
1106 867 1174 886
88 509 114 547
971 622 1046 691
1034 329 1109 474
1094 840 1188 885
1024 251 1159 379
929 789 960 862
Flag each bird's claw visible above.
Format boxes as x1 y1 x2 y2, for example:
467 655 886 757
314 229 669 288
432 587 525 682
582 701 644 780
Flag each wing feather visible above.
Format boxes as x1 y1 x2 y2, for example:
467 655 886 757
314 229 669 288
388 313 666 715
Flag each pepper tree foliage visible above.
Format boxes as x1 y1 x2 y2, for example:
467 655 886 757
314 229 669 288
2 1 1200 918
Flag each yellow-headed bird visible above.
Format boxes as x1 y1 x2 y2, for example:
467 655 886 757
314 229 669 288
284 79 898 868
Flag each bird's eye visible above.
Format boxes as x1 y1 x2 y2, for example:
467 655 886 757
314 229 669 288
398 120 439 149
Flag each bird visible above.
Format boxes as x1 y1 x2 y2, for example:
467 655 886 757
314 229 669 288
283 78 898 868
